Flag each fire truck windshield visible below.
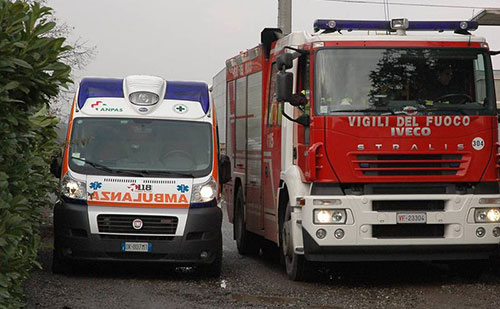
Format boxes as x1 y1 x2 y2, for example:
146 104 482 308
314 48 495 115
68 118 213 178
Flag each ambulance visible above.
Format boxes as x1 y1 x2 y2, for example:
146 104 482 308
53 75 231 276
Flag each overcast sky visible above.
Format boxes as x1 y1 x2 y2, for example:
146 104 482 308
46 0 500 84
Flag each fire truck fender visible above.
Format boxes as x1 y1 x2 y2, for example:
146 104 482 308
279 166 310 254
280 166 309 207
232 172 246 219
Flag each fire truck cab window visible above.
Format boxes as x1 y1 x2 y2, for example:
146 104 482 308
267 63 282 126
315 48 495 115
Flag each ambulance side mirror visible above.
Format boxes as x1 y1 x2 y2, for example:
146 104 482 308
276 71 293 102
219 155 231 185
50 155 62 179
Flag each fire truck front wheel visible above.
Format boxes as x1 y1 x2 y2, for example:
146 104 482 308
234 187 260 255
282 201 310 281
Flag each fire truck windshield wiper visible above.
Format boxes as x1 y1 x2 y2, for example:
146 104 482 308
329 107 395 114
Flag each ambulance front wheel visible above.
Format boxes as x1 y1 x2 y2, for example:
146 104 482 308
198 239 222 278
51 248 72 275
234 187 260 255
282 201 309 281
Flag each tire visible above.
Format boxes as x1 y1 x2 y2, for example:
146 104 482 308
233 187 260 255
198 238 222 278
281 201 309 281
51 248 72 275
449 260 488 280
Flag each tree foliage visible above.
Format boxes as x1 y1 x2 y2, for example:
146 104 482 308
0 1 72 307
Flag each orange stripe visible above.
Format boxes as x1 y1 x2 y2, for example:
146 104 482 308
62 97 76 177
87 201 190 208
212 104 218 183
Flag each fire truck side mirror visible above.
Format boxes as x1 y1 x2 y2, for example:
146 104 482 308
277 53 294 70
276 71 293 102
219 154 231 185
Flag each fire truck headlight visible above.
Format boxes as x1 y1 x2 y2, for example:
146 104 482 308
314 209 347 224
474 208 500 223
61 173 86 200
129 91 159 105
191 177 217 203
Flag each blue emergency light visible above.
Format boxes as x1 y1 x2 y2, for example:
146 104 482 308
313 19 478 33
77 78 123 109
77 78 210 114
165 81 210 114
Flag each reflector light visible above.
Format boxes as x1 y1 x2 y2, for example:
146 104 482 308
313 19 478 33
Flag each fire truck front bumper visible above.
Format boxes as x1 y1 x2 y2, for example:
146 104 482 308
54 200 222 265
297 194 500 262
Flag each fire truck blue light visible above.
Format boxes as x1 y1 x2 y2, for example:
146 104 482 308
313 19 478 32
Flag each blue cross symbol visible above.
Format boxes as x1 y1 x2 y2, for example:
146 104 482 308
89 181 102 190
177 184 189 193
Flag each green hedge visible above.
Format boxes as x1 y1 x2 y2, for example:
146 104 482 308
0 1 72 308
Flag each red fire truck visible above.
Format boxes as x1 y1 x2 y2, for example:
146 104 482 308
218 17 500 280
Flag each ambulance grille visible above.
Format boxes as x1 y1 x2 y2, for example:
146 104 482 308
355 154 465 176
97 215 178 234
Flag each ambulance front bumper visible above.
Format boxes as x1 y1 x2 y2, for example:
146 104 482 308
296 194 500 262
54 200 222 265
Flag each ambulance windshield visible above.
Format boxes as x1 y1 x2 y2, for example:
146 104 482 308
68 118 213 177
315 48 495 115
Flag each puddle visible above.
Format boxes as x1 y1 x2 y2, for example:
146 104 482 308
232 293 298 305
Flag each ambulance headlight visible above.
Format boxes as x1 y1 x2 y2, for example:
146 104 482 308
61 173 86 200
129 91 159 105
474 208 500 223
191 177 217 203
313 209 347 224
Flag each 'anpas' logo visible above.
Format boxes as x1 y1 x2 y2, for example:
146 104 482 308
91 100 123 112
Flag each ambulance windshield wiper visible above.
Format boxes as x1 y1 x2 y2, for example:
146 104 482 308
71 157 114 173
71 157 144 177
138 170 195 178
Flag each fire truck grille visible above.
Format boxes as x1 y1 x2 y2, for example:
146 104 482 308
372 200 445 212
372 224 444 238
97 215 178 234
355 154 465 176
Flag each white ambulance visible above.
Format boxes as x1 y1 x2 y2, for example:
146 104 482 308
53 75 231 277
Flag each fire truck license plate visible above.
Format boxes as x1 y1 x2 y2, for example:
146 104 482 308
396 213 426 224
122 242 152 252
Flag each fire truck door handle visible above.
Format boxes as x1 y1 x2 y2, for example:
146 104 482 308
265 166 269 177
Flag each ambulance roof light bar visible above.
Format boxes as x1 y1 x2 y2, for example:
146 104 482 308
313 19 478 33
77 78 210 114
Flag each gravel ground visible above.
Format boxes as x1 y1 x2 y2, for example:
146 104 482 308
25 206 500 308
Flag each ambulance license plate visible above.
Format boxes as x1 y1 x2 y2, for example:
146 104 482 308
396 213 426 224
121 242 152 252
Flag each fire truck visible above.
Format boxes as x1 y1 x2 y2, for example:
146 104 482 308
219 17 500 280
52 75 230 276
